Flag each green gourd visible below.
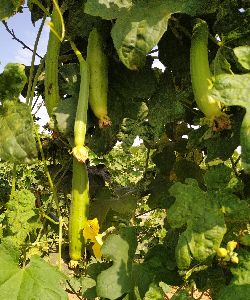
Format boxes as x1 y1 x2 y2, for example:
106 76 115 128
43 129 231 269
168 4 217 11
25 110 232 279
190 19 222 120
69 45 90 262
44 0 61 116
240 111 250 173
87 28 111 128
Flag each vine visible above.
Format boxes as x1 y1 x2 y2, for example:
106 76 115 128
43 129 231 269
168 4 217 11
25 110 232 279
0 1 249 299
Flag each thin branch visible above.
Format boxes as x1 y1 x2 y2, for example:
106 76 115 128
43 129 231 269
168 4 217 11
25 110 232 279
66 280 83 300
149 48 159 54
30 56 46 109
135 207 162 218
2 21 43 59
34 125 61 219
31 94 40 112
26 15 46 106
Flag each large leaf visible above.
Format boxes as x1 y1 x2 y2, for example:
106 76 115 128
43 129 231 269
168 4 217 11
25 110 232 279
211 47 233 76
89 187 138 227
210 73 250 109
0 0 23 20
168 179 227 269
66 5 102 38
96 228 137 299
233 46 250 71
4 189 41 246
144 283 165 300
187 108 243 162
84 0 132 20
0 241 67 299
0 101 37 164
0 63 27 102
217 249 250 300
109 60 157 99
111 0 219 69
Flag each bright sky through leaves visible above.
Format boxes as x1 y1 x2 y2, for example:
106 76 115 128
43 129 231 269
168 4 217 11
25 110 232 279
0 3 49 72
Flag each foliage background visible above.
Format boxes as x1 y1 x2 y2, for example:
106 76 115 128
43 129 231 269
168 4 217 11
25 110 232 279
0 0 250 299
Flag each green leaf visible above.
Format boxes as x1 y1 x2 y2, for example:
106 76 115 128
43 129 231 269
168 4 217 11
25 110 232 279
0 0 23 20
53 97 77 137
204 164 232 190
88 88 142 154
131 264 156 299
172 290 192 300
0 63 27 101
210 73 250 109
201 164 250 222
96 227 137 299
217 192 250 222
109 60 157 99
27 0 47 24
131 250 180 299
174 159 204 185
90 187 138 227
168 179 226 269
81 276 97 299
233 46 250 71
59 63 80 99
111 0 172 70
240 235 250 247
175 234 191 270
0 242 67 299
152 145 176 175
117 103 154 148
84 0 132 20
0 101 37 164
217 249 250 300
111 0 219 69
144 283 165 300
53 63 81 137
66 5 102 38
147 176 174 209
4 189 41 246
187 108 243 161
211 47 233 76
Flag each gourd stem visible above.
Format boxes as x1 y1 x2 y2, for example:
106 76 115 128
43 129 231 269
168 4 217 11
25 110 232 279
31 57 46 110
70 41 89 147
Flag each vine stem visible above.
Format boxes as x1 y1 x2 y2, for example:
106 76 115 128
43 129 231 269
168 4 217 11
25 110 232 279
34 125 63 268
26 15 46 106
70 40 84 63
58 216 63 271
34 125 61 218
48 0 65 42
30 57 45 109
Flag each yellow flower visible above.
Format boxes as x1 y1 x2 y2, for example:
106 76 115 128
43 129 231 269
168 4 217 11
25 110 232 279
216 247 228 258
227 240 237 252
83 218 103 259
